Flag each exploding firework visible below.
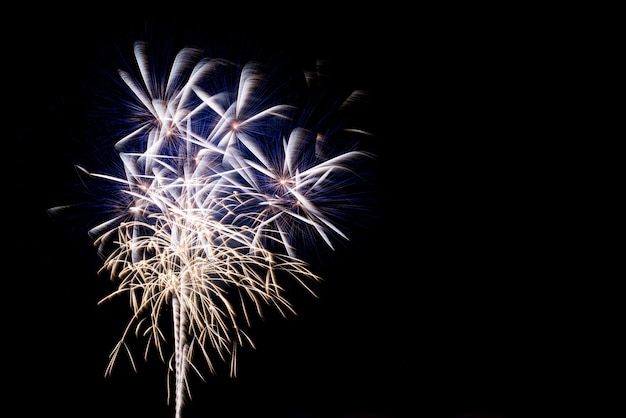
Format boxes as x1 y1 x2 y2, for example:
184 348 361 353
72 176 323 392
49 40 376 417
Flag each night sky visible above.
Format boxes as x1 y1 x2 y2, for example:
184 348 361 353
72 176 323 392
7 6 599 418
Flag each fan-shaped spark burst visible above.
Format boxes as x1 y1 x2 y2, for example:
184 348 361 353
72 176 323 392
49 40 376 418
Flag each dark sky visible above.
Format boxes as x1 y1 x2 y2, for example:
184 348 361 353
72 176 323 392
7 6 597 418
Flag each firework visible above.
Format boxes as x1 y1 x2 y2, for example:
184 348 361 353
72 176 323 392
49 40 376 417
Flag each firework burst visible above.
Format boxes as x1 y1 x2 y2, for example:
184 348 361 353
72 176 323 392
49 40 376 417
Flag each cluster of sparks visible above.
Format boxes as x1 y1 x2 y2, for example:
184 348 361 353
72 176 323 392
51 41 376 417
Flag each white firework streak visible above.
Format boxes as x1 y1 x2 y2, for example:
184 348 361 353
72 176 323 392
51 41 375 418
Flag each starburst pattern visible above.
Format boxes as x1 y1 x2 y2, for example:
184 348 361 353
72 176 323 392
49 40 376 417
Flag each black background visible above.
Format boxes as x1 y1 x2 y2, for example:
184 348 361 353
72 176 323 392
7 5 608 418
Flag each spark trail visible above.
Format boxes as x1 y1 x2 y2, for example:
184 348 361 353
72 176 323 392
49 40 376 417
